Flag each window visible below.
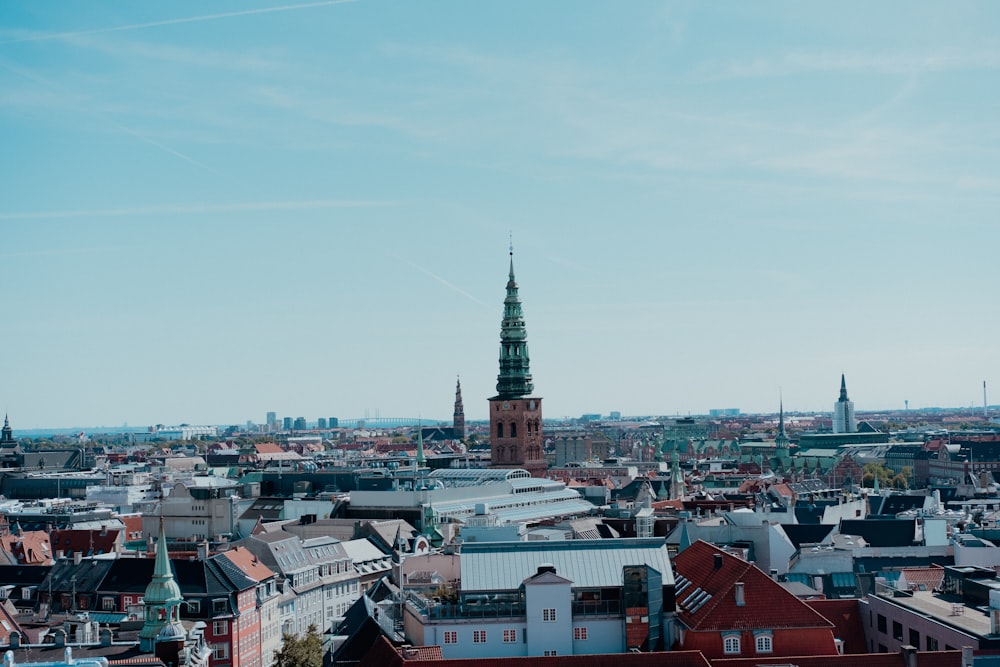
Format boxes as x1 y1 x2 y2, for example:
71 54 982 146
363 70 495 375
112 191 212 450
723 635 741 655
497 423 504 438
503 629 517 643
755 634 772 654
542 608 557 622
213 598 228 613
212 643 229 660
544 651 558 657
877 614 887 634
926 637 938 651
443 631 457 645
574 627 588 641
188 599 200 614
892 621 903 641
102 597 115 611
909 629 920 648
214 620 229 636
473 630 487 644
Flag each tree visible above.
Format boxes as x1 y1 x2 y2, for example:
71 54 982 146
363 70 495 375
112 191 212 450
274 624 323 667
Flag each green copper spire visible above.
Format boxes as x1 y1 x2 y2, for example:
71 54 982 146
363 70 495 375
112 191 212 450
416 418 425 465
775 393 790 454
495 244 534 399
140 520 186 649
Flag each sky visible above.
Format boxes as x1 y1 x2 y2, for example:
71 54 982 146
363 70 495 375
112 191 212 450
2 1 999 429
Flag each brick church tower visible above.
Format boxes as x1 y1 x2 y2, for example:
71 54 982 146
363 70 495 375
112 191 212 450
489 247 546 476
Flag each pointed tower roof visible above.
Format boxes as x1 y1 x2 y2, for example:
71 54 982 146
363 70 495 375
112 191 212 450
1 414 13 444
416 419 425 465
140 520 185 647
494 244 534 399
775 393 790 452
839 374 849 402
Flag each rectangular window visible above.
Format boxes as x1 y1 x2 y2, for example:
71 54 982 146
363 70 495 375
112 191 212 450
544 650 558 657
443 630 457 645
574 627 588 641
189 599 200 614
503 629 517 643
542 608 557 622
473 630 487 644
723 635 741 655
214 620 229 636
213 598 228 613
909 629 920 647
877 614 887 634
926 637 938 651
102 597 115 611
892 621 903 641
212 644 229 660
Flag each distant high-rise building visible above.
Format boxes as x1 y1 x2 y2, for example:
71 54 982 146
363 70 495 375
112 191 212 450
832 374 857 434
293 417 307 431
329 417 339 428
453 376 466 440
282 417 293 431
489 247 546 477
266 411 277 427
317 417 328 429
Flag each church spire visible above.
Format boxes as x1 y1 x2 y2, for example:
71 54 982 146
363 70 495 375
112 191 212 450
416 418 425 465
453 375 466 440
139 520 186 650
839 374 849 402
775 392 790 453
495 243 534 399
1 414 13 444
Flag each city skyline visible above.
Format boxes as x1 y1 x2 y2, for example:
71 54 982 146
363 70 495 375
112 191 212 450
3 2 999 428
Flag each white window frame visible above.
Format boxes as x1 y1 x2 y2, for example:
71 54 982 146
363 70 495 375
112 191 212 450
574 626 588 640
473 630 487 644
755 633 773 654
542 608 557 622
503 629 517 643
723 634 741 655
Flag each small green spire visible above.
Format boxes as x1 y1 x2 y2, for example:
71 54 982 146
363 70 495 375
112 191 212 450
416 418 425 465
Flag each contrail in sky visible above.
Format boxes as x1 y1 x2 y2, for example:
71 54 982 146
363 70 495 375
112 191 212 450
0 200 394 220
391 254 486 306
0 0 356 45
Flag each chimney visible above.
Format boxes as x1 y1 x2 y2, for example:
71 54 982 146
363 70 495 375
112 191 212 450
963 646 974 667
197 541 209 561
899 645 918 667
713 554 723 570
73 551 82 566
991 590 1000 635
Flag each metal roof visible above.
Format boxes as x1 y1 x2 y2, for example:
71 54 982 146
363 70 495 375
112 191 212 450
460 538 673 591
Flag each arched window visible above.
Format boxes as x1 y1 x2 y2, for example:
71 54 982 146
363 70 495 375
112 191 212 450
497 423 504 438
755 634 772 654
723 635 741 655
510 422 517 437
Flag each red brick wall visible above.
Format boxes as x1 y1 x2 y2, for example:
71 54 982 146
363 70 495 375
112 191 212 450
681 627 838 659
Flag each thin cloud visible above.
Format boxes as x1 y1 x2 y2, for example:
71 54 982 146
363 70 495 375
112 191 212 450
0 200 395 221
0 0 356 46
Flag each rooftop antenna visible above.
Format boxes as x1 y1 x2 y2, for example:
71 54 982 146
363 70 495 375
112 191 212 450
985 381 989 419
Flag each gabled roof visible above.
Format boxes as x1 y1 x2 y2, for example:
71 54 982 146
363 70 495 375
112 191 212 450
214 547 274 585
806 599 868 654
672 540 834 633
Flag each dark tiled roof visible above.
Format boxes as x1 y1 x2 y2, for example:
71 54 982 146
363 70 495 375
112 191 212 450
781 523 835 548
839 519 916 548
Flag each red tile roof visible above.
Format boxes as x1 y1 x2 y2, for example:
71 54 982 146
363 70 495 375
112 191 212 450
672 540 835 633
805 599 867 654
711 650 962 667
218 545 275 582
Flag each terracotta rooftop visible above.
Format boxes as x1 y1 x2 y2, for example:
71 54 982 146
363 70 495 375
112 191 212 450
672 540 835 633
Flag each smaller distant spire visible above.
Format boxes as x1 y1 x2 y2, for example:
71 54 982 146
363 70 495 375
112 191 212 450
839 374 849 402
416 417 425 465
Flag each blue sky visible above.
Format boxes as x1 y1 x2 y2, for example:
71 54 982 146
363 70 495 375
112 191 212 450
2 1 998 428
